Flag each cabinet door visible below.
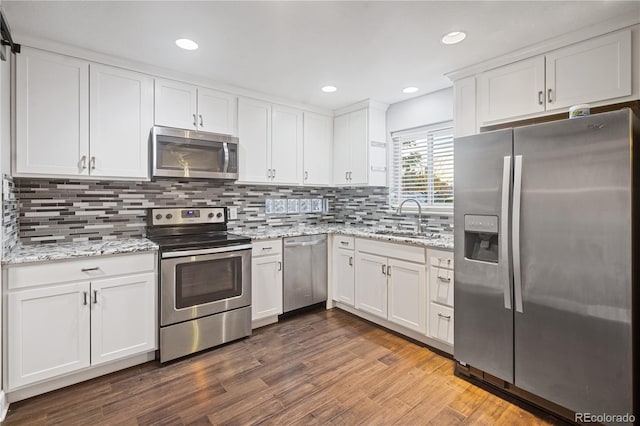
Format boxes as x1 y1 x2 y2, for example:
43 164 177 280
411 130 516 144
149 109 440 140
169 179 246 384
454 76 477 137
238 97 271 183
479 56 545 124
333 113 350 185
89 64 153 179
251 254 283 321
197 88 237 135
546 30 632 110
8 282 90 389
303 112 333 185
348 109 369 185
15 47 89 176
154 78 197 130
333 248 355 306
354 252 388 319
271 105 303 184
388 259 426 333
90 273 156 366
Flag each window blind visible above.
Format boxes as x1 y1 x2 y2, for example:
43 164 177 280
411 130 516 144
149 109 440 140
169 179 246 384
390 123 454 209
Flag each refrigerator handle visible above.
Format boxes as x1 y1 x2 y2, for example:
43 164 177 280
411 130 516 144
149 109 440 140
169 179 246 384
513 155 524 313
501 156 512 310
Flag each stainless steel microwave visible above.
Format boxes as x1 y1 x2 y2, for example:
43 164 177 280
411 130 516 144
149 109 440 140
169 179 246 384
151 126 239 179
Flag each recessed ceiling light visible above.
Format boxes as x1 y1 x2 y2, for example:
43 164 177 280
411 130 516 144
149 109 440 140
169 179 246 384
441 31 466 45
175 38 199 50
321 85 337 93
402 87 419 94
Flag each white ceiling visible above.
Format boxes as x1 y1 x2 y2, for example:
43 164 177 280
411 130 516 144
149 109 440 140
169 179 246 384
3 1 639 110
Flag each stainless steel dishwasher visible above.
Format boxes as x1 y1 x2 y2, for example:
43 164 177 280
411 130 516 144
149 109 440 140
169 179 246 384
283 234 327 313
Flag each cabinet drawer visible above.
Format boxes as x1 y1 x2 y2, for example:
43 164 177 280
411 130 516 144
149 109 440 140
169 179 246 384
428 303 454 345
356 238 425 264
429 267 454 307
334 236 354 251
7 252 156 290
428 249 454 270
252 239 282 257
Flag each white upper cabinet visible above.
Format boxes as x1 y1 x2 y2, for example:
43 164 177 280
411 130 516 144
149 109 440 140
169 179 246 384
271 105 302 185
237 98 304 185
333 101 388 187
303 112 333 186
89 64 153 179
546 30 632 110
15 47 89 176
15 48 153 180
454 76 477 138
238 97 271 183
475 28 634 127
154 79 198 130
154 78 237 135
479 56 546 124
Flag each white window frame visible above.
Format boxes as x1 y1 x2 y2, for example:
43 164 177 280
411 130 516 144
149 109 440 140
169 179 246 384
389 121 454 214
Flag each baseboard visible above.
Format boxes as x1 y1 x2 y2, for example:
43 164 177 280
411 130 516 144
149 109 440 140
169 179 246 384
0 390 8 422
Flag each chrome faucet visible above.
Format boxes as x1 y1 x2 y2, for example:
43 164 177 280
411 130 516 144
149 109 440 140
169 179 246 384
396 198 422 233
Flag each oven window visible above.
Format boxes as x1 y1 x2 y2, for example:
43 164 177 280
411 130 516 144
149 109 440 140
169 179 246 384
175 257 242 309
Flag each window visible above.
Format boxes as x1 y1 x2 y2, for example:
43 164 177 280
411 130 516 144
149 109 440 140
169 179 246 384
390 122 454 210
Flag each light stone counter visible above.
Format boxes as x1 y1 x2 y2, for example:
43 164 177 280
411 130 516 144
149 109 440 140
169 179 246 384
2 238 159 265
234 225 453 250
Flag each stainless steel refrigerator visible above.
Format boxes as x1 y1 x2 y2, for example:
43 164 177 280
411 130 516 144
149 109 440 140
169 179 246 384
454 108 638 422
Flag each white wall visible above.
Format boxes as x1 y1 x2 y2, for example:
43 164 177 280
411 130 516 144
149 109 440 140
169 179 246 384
385 87 453 134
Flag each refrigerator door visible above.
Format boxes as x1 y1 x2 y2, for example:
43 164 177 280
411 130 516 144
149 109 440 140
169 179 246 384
513 109 633 417
454 129 514 383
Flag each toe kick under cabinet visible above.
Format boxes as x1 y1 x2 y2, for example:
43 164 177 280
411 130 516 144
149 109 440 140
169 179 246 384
3 252 157 391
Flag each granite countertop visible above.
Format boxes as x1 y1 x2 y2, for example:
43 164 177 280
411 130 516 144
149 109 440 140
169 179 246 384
3 238 159 265
234 225 454 250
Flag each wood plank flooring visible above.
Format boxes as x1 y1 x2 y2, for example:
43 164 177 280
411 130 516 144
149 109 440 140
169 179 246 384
4 309 564 425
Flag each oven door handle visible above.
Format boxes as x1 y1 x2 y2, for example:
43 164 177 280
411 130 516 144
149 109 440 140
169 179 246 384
161 244 252 259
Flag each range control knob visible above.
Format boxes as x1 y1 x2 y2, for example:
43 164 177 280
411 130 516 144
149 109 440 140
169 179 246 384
155 214 162 220
166 213 173 220
216 212 223 218
208 212 214 218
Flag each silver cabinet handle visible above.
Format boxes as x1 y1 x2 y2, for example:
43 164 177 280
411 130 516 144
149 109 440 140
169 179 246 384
349 256 353 266
81 267 99 272
382 264 386 275
348 172 352 181
513 155 524 313
437 274 451 282
304 171 309 180
83 291 88 306
547 88 552 103
345 171 348 181
387 265 391 276
438 313 451 320
90 156 96 171
277 261 282 271
199 114 203 127
340 241 349 246
80 155 87 170
267 169 272 179
93 290 98 304
501 156 512 310
272 169 276 179
538 91 543 105
192 114 197 127
262 246 273 251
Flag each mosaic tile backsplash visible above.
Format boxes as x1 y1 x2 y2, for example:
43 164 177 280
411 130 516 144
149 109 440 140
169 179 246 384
12 178 453 244
3 175 19 253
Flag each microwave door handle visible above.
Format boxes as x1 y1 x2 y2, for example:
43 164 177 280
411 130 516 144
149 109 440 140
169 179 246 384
223 142 230 173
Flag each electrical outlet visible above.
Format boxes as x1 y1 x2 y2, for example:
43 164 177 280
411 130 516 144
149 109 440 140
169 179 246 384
228 207 238 220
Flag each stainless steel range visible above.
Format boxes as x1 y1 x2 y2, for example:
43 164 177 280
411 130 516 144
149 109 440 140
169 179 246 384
147 207 252 363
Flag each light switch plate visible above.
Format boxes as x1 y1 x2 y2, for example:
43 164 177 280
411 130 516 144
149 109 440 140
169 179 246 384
228 207 238 220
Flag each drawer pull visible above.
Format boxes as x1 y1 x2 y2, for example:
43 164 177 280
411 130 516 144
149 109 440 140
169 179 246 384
438 313 451 320
262 247 273 251
81 267 100 272
340 241 349 246
437 275 451 282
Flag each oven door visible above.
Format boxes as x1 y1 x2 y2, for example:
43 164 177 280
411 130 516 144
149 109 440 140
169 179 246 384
160 245 251 326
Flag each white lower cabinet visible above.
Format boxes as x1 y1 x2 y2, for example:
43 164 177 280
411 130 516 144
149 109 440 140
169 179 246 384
333 246 355 306
5 253 157 390
353 239 427 334
251 239 283 322
428 303 454 344
427 249 455 345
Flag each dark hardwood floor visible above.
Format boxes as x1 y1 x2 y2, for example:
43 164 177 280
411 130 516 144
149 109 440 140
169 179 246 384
4 309 563 425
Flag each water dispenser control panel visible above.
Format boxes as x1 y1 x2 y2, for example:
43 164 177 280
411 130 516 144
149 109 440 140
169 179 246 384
464 215 498 234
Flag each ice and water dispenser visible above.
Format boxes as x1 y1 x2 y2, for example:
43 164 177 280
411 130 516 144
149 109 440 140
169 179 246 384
464 215 499 263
